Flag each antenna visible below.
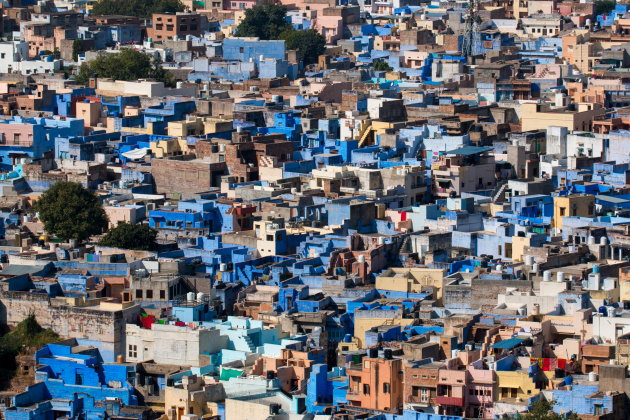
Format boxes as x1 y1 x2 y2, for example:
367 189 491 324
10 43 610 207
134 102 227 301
462 0 481 58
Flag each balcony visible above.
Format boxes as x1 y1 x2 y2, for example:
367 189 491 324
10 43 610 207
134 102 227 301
435 396 464 407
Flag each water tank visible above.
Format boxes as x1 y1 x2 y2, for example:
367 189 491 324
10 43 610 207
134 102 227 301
384 349 393 359
607 306 615 317
557 271 565 282
543 271 552 282
236 126 243 133
496 264 503 272
586 18 592 28
593 264 600 274
525 255 534 266
186 292 195 302
344 334 352 343
517 306 526 316
532 303 540 316
532 263 540 273
196 292 204 301
357 255 366 263
589 371 598 382
588 236 596 245
220 263 227 272
176 81 184 89
600 236 609 245
272 95 282 103
465 344 473 351
368 347 378 358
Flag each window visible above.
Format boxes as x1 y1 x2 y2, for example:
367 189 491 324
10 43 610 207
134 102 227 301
135 289 142 299
383 383 390 393
364 360 370 369
559 207 566 216
363 384 370 395
13 133 20 145
160 290 166 299
128 344 137 358
146 290 153 299
266 234 274 241
420 388 430 403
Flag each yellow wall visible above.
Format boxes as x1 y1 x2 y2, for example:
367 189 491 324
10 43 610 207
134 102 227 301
354 316 414 348
496 370 540 400
521 102 604 132
375 267 446 301
511 236 531 262
552 195 595 229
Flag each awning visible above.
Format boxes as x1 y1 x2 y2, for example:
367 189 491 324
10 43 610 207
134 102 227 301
121 147 150 161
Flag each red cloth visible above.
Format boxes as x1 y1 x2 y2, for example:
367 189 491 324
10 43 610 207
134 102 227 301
140 315 156 329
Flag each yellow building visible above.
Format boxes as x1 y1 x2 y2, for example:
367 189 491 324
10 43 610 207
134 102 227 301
164 374 223 420
375 267 446 302
552 195 595 231
353 307 414 348
620 267 630 304
496 370 540 400
520 102 605 132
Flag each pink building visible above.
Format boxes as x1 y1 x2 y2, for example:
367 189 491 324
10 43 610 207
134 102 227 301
312 15 342 43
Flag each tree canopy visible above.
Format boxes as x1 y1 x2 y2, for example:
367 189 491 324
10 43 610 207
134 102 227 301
235 5 326 65
594 0 616 16
75 48 174 86
280 29 325 65
35 182 108 242
0 315 59 386
91 0 185 18
99 223 158 251
374 60 393 72
235 4 292 40
518 399 580 420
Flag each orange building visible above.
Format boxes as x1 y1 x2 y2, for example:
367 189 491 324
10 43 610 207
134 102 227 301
346 351 403 413
252 348 324 394
147 13 203 42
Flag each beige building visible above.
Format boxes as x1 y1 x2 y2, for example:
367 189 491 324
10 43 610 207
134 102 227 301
125 323 228 366
165 374 225 420
103 205 145 228
225 392 293 420
375 267 446 302
520 102 605 132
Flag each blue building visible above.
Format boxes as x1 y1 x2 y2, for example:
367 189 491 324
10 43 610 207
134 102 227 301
0 117 84 170
3 342 138 420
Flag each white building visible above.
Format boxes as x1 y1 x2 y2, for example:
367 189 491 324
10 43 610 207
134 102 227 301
125 323 228 366
0 41 62 75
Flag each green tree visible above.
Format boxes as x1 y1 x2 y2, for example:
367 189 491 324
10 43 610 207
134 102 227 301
235 4 292 40
280 29 325 65
594 0 616 16
75 48 174 86
0 315 59 386
35 182 108 242
519 399 580 420
91 0 184 18
72 39 86 62
374 60 393 71
99 223 158 250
